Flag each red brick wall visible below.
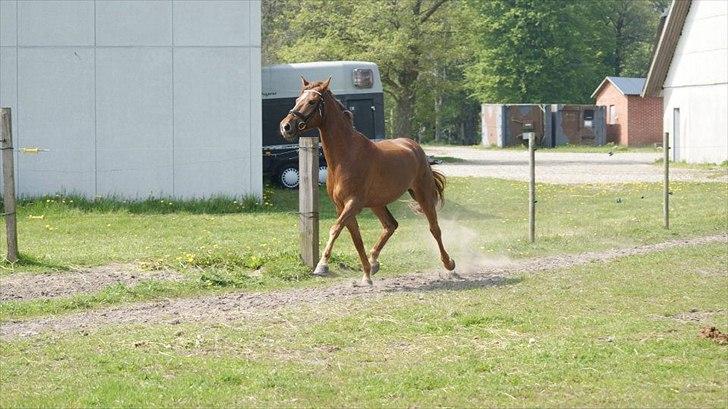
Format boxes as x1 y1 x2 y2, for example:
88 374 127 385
594 84 628 144
626 95 663 146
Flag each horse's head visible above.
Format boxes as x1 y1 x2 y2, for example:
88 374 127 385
279 76 331 141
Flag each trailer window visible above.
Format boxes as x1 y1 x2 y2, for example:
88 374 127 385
353 69 373 88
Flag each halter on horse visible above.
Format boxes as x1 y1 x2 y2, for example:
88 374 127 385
280 76 456 286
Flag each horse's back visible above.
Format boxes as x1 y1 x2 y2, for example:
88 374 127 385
373 138 427 164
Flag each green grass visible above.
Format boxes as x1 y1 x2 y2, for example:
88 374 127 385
1 242 726 407
654 158 728 170
1 178 726 320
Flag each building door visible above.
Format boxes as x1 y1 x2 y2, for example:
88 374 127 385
673 108 680 161
348 99 375 139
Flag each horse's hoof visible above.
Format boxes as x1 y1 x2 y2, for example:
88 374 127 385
445 258 456 271
312 263 329 277
351 277 373 287
439 268 462 280
370 260 380 275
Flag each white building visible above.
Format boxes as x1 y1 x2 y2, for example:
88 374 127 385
0 0 262 198
643 0 728 164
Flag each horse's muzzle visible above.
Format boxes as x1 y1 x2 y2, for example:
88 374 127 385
279 119 298 141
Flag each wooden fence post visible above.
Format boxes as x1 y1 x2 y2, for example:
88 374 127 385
299 136 320 268
528 132 536 242
663 131 670 229
1 108 19 262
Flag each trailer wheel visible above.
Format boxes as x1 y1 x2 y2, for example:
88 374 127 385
319 165 328 185
277 165 299 189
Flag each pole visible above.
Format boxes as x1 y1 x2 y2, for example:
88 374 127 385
1 108 18 262
528 132 536 242
663 131 669 229
299 136 320 268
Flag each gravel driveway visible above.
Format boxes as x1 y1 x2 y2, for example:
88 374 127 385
424 146 727 184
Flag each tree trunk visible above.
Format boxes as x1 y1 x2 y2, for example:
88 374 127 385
434 94 443 142
393 88 415 138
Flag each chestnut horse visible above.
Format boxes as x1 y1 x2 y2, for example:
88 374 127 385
280 77 455 285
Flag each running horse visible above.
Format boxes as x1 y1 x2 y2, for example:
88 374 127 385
279 77 456 285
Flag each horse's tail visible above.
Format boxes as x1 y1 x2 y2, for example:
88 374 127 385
407 164 446 215
431 168 446 207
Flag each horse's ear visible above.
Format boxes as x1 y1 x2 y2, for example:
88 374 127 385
321 76 332 90
300 76 310 88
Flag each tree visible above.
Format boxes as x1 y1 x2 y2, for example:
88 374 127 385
464 0 608 104
597 0 662 77
270 0 458 139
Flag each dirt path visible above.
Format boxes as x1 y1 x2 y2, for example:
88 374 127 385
0 264 182 301
425 146 728 184
2 234 725 340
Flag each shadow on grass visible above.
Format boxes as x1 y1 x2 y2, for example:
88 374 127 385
385 275 523 293
1 253 71 272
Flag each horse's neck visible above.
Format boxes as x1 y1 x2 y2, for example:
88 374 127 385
317 94 368 169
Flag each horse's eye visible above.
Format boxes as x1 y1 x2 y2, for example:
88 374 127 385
308 100 316 105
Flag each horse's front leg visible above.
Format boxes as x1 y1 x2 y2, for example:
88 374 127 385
313 200 361 277
345 217 373 285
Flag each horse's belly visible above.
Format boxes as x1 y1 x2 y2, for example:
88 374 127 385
362 158 419 207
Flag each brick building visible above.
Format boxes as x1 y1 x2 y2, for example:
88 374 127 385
591 77 663 146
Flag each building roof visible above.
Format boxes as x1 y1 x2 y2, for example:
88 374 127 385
642 0 693 97
591 77 647 98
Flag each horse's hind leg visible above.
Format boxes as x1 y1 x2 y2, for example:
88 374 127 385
421 204 456 273
411 182 456 273
369 206 398 275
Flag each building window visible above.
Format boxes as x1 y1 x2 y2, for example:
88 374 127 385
583 109 594 128
609 105 617 124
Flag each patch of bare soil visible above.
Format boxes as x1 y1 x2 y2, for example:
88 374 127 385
672 309 725 324
1 234 725 340
699 327 728 345
0 264 182 302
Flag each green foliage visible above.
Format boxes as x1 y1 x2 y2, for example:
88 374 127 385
465 0 607 103
595 0 665 77
463 0 662 103
11 193 269 215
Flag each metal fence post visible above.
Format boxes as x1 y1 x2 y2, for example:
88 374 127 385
524 123 536 243
299 136 320 268
663 131 670 229
1 108 19 262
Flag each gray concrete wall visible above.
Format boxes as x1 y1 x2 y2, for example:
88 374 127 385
0 0 262 199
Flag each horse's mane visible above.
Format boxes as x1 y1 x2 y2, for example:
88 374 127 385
332 96 354 124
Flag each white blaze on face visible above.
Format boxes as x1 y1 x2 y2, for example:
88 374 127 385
296 89 322 104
